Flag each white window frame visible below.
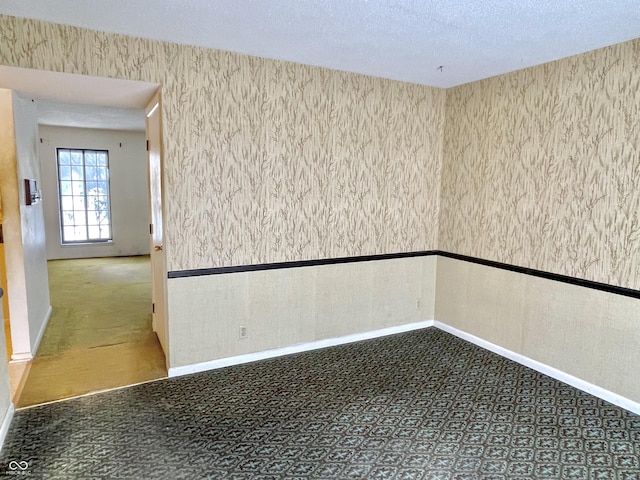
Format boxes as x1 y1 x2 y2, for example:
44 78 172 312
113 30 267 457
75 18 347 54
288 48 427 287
56 148 113 244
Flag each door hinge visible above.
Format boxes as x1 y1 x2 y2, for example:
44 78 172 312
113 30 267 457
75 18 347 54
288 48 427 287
146 140 149 151
152 303 155 314
149 223 154 235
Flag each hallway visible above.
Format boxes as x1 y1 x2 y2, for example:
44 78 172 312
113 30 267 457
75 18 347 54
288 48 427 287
16 256 166 407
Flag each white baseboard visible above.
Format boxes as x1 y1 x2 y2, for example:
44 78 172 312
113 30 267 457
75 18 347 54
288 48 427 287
433 321 640 416
10 352 32 362
168 318 640 416
169 320 434 378
0 403 15 453
32 305 53 356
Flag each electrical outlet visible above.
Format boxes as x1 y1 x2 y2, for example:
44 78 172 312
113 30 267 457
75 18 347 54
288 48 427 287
416 299 421 310
239 326 248 339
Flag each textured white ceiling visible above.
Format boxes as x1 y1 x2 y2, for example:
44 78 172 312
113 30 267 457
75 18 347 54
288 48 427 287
0 66 157 108
1 0 639 88
0 66 156 131
36 100 146 132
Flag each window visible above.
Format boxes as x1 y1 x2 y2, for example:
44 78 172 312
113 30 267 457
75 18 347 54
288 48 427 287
57 148 112 243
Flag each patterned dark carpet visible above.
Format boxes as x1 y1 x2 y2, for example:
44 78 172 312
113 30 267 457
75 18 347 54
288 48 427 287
1 328 639 479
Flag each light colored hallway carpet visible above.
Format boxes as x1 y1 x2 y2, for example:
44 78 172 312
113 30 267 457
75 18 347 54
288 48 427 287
17 256 167 408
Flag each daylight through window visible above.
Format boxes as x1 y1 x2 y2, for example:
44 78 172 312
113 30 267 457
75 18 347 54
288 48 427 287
57 148 112 243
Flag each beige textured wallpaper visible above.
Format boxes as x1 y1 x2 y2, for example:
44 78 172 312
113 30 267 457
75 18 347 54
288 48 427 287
440 39 640 289
3 14 638 289
0 15 445 271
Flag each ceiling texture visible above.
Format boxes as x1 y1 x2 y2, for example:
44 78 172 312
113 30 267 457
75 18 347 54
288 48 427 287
2 0 639 88
0 0 638 129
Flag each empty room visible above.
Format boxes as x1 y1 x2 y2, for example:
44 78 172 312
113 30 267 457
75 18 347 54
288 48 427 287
0 1 638 478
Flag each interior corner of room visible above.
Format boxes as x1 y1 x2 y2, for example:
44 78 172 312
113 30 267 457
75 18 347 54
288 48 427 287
0 14 638 456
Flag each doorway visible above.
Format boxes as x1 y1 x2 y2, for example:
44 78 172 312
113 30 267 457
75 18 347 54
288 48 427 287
0 67 168 406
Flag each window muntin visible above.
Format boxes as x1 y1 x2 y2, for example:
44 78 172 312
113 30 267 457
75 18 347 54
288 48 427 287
57 148 112 243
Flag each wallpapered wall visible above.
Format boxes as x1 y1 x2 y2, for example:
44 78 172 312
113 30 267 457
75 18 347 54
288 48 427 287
441 38 640 290
0 15 445 272
2 15 638 290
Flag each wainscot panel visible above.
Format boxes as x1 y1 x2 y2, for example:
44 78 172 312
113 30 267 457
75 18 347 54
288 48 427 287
167 255 436 368
435 255 640 406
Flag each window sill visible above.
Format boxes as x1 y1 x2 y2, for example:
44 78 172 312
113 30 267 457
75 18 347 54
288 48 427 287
60 241 114 247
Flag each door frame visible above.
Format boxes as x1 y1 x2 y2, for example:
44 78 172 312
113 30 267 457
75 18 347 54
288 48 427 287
145 89 169 369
